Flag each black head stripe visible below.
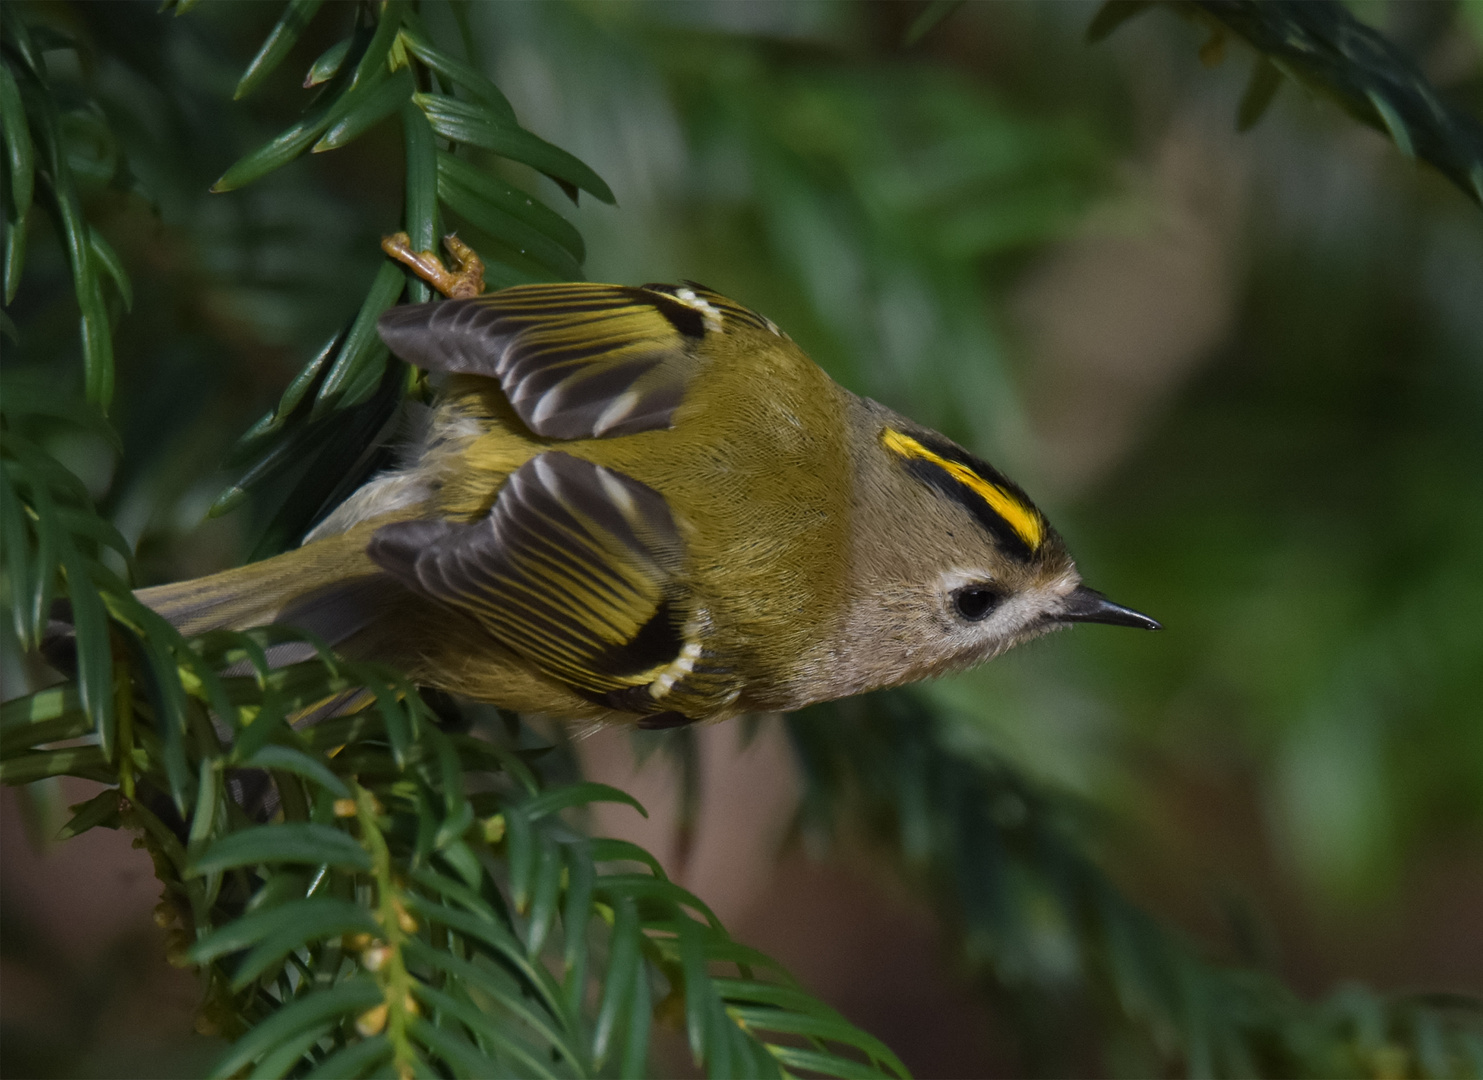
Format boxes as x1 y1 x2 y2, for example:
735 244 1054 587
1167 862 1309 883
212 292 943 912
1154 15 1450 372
883 430 1046 560
913 433 1032 499
901 459 1036 561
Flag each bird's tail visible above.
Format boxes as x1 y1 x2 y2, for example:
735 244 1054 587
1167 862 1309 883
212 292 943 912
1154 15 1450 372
136 523 397 654
131 524 414 822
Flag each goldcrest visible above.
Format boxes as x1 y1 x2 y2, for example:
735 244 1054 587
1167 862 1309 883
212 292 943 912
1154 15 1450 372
141 236 1158 729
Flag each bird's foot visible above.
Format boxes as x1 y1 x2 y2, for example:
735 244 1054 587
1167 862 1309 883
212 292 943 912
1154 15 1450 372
381 232 486 298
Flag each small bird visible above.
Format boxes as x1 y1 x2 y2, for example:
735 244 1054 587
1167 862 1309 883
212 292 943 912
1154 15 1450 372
140 235 1158 729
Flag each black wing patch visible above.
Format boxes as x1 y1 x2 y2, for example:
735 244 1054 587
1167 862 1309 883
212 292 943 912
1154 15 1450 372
367 452 690 699
376 283 731 439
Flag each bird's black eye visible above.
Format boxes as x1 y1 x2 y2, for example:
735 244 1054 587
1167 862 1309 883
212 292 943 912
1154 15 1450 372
953 586 1000 622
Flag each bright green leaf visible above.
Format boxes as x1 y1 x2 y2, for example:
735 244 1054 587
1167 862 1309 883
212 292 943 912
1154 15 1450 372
235 0 325 100
0 65 35 220
304 38 351 89
247 1021 332 1080
0 744 111 784
592 896 639 1066
313 68 414 153
437 155 583 280
55 786 123 839
435 151 584 260
207 979 382 1079
411 982 559 1080
398 25 516 122
189 898 378 966
241 744 350 797
416 93 614 204
300 1035 392 1080
523 781 647 822
187 823 371 876
87 228 132 312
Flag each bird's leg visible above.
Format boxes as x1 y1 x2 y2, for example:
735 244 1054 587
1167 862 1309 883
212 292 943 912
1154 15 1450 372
380 232 486 298
439 235 486 296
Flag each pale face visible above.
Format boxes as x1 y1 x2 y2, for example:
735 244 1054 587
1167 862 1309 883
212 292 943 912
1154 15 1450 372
810 526 1081 703
928 561 1085 662
797 395 1158 708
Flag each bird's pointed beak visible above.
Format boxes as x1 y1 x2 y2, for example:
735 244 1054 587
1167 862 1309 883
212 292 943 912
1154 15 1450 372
1057 585 1161 631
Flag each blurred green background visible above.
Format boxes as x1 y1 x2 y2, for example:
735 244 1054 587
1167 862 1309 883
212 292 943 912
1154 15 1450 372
2 0 1481 1075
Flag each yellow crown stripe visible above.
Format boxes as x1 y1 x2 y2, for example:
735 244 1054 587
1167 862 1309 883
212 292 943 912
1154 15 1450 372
882 429 1044 551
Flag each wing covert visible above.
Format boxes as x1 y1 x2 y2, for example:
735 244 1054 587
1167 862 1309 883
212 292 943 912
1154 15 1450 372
377 283 725 439
367 452 691 702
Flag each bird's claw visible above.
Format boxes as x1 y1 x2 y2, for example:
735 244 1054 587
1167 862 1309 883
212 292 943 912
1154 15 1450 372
381 232 486 299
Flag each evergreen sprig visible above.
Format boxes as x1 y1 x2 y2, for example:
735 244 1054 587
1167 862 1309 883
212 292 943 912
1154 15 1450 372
791 694 1483 1078
1 4 133 408
0 5 903 1076
1087 0 1483 207
1 613 907 1077
200 0 614 556
4 2 1480 1078
915 1 1483 207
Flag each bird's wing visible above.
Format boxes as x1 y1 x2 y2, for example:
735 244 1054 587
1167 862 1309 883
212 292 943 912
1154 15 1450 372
376 282 772 439
367 451 727 716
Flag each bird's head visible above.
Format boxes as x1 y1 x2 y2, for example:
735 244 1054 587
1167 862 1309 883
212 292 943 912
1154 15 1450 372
823 398 1158 696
